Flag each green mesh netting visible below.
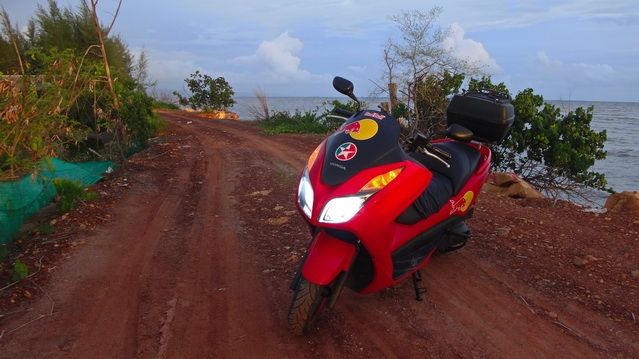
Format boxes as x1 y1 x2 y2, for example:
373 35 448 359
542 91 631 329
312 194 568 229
0 158 114 245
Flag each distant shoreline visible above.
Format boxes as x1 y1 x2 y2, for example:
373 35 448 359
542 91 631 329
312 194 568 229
232 96 639 105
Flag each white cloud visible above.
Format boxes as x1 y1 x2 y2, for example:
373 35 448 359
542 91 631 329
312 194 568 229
444 0 639 31
571 63 617 82
257 32 303 73
535 51 563 75
135 48 205 92
229 32 330 84
5 0 636 100
224 32 331 94
347 65 367 73
443 23 501 74
535 51 617 83
231 33 304 72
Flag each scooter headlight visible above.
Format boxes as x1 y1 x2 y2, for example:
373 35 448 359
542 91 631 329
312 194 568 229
297 168 314 218
319 193 372 224
318 167 403 224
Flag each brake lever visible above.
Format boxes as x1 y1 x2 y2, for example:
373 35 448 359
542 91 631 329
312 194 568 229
326 114 349 123
426 144 452 160
419 146 450 168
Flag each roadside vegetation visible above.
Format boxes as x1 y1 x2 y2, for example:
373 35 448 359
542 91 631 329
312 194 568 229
0 0 172 263
0 0 166 181
172 70 235 112
254 99 361 135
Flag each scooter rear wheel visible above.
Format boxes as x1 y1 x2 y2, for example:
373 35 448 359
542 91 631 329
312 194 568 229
287 276 331 335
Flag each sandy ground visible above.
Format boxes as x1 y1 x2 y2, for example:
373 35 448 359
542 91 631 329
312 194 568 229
0 110 637 358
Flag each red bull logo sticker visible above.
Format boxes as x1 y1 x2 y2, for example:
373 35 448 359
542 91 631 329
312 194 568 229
450 191 474 214
338 119 378 140
364 111 386 120
335 142 357 161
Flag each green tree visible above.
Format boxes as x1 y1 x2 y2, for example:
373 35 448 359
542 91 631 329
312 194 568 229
25 0 133 82
133 47 155 92
173 70 235 111
379 8 482 136
0 0 162 178
410 71 465 134
466 78 610 201
2 0 135 138
0 9 26 74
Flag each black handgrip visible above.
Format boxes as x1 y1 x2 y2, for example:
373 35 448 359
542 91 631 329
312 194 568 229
334 107 355 117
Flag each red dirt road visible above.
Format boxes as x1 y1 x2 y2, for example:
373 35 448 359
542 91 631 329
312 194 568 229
1 110 637 358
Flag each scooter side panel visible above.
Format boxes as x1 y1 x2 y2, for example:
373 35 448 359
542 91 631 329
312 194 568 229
355 144 492 293
301 231 357 286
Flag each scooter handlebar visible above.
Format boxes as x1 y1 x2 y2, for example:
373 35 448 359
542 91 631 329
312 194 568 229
334 107 355 118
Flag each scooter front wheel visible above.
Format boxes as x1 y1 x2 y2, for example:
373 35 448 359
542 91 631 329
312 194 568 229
287 276 331 335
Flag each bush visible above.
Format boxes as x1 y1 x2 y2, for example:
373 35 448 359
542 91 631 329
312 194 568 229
0 49 84 179
52 178 97 211
256 109 332 134
318 99 363 131
120 90 166 147
12 259 29 282
494 89 609 198
173 71 235 111
152 100 180 110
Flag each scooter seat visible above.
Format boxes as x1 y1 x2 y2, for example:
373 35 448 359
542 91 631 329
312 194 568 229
396 141 481 224
410 141 481 195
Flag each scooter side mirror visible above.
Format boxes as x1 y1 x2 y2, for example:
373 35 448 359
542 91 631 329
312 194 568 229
447 124 474 143
333 76 360 110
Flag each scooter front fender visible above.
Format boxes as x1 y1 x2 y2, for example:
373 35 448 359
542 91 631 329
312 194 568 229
301 231 356 286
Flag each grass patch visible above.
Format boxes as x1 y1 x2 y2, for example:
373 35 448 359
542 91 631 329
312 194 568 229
256 109 333 135
52 179 98 211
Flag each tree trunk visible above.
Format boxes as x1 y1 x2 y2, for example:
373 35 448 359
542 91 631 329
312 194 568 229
388 82 398 112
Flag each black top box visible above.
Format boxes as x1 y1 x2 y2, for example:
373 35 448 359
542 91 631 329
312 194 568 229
446 90 515 143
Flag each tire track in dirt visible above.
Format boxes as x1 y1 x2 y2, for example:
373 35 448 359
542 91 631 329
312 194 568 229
142 112 309 358
0 127 203 358
63 130 203 358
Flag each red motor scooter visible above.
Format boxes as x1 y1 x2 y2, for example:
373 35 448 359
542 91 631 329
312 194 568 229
287 76 514 335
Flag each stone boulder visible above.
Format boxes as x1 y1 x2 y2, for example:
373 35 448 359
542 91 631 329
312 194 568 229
482 172 545 199
604 191 639 216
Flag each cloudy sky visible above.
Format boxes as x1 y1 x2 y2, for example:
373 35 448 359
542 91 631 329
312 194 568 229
3 0 638 102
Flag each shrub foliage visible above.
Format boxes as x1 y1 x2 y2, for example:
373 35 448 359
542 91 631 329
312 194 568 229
0 1 164 179
173 71 236 111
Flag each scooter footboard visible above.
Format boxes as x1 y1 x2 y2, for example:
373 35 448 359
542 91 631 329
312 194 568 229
300 231 356 286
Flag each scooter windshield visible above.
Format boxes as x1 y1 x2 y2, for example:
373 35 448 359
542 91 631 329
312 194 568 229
321 110 405 186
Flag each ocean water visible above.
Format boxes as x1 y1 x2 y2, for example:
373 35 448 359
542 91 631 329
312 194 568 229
233 97 638 206
232 97 386 120
546 100 638 205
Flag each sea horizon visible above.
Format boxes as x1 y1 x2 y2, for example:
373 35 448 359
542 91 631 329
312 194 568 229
233 96 639 105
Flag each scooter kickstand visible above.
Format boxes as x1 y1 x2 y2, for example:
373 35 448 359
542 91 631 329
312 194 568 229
411 270 427 302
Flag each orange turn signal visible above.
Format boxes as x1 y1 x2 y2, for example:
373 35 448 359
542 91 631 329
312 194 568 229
359 167 404 193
